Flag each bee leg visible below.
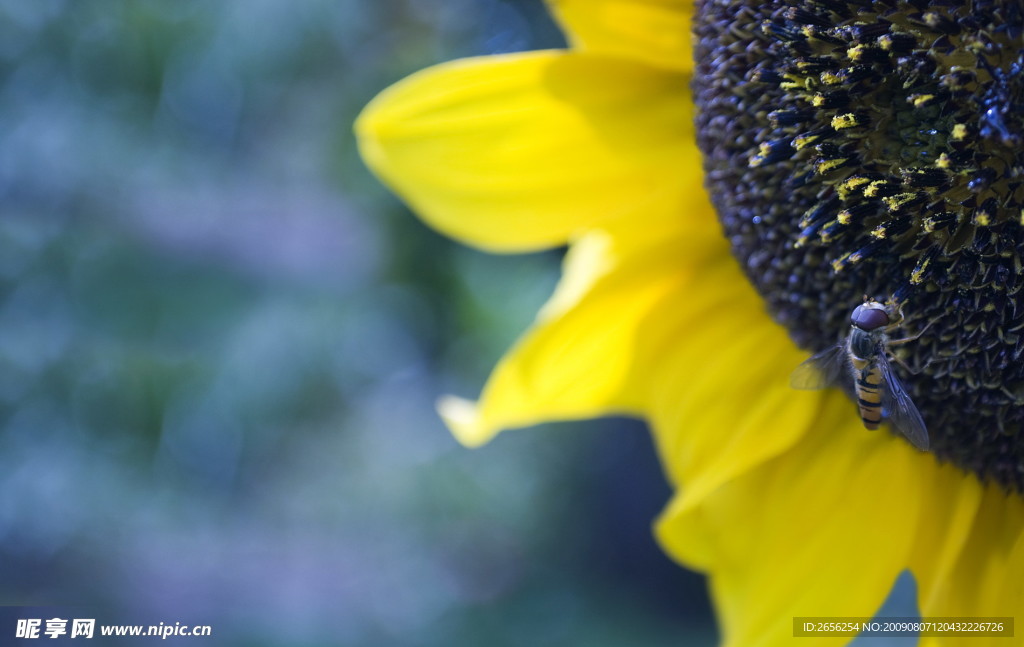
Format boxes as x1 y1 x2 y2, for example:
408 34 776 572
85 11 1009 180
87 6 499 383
889 352 917 375
888 317 938 346
889 347 947 376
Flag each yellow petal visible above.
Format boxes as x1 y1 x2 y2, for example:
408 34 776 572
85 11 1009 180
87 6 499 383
657 401 928 647
914 482 1024 647
641 256 818 490
440 174 806 477
442 187 724 447
597 182 820 492
356 51 693 252
547 0 693 72
906 462 984 619
442 226 683 446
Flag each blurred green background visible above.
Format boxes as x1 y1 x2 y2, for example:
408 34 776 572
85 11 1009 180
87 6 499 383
0 0 716 644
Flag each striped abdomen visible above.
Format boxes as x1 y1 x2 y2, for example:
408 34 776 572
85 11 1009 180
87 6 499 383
851 356 883 429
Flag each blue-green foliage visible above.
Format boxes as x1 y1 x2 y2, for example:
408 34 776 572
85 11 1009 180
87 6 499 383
0 1 711 645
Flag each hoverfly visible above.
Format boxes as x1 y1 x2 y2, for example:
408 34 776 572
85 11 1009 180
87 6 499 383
790 298 930 451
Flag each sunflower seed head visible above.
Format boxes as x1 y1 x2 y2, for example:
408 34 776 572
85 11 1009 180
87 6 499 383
695 0 1024 488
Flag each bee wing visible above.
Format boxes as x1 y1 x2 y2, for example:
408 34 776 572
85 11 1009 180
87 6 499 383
790 343 846 390
878 355 930 451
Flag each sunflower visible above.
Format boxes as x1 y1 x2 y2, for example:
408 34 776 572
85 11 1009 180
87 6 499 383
356 0 1024 644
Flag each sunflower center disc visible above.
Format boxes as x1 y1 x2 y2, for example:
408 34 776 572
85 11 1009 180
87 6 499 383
694 0 1024 488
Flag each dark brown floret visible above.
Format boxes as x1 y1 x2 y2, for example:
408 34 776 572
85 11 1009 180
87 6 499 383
694 0 1024 489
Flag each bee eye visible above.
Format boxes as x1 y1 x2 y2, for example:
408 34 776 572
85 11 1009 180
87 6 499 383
850 305 889 331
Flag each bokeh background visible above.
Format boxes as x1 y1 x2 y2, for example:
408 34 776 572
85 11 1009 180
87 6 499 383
0 1 718 644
